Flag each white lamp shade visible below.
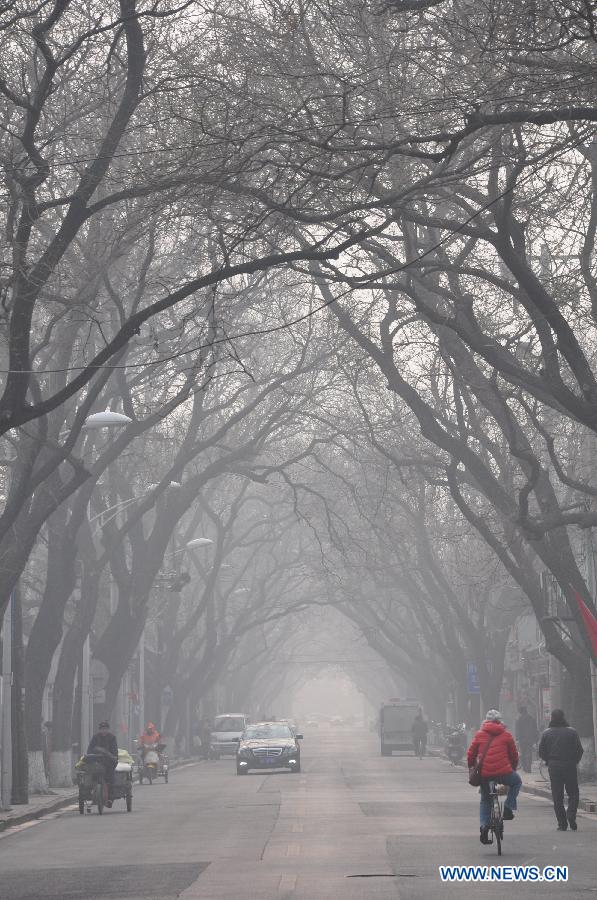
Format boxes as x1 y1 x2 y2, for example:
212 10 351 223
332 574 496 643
83 409 132 429
186 538 213 549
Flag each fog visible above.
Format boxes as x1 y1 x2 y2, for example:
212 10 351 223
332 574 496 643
0 2 596 894
289 672 373 725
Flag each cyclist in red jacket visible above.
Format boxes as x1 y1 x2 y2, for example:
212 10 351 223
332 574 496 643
467 709 522 844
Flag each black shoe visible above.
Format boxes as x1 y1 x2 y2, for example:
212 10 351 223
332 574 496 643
503 806 514 820
557 823 567 831
480 826 491 845
568 820 577 831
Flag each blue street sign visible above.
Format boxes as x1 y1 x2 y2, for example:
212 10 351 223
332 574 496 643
467 663 480 695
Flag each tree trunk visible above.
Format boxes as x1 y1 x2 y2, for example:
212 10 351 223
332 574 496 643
25 505 76 759
50 566 101 786
11 587 28 803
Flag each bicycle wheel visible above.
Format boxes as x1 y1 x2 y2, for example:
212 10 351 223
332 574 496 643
491 794 503 856
94 778 104 815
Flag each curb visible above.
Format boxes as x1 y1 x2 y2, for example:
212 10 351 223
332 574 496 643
0 792 78 832
520 783 597 813
0 756 200 833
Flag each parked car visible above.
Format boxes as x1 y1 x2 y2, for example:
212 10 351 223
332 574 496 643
236 722 302 774
210 714 250 758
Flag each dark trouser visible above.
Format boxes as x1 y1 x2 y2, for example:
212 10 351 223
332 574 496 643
548 763 579 826
413 737 426 756
519 743 533 773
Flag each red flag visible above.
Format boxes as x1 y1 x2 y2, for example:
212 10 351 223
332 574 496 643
572 588 597 658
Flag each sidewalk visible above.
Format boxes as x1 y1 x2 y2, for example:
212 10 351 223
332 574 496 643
0 787 77 832
0 755 199 832
521 767 597 813
428 747 597 813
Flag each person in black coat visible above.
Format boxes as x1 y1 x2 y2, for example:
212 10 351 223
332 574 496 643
515 706 539 772
538 709 584 831
87 721 118 805
411 712 428 757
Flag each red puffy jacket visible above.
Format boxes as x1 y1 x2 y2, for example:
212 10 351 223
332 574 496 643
467 721 519 776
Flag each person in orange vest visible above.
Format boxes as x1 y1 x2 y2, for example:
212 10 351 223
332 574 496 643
139 722 161 752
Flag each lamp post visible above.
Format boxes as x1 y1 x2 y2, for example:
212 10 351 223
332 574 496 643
79 408 132 756
147 537 214 752
0 593 14 810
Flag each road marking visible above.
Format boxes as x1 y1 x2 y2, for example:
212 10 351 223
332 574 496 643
279 874 297 893
286 842 301 857
0 804 78 839
0 820 39 838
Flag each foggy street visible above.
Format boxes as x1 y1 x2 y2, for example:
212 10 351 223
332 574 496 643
1 727 595 900
5 5 597 900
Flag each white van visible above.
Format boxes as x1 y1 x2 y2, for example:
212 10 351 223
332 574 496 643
210 713 250 758
379 699 421 755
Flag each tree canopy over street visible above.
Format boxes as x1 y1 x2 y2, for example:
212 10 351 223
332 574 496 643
2 0 597 798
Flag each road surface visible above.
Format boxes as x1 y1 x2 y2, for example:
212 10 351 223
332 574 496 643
0 728 595 899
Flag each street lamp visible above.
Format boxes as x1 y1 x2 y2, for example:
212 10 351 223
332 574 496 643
83 409 133 429
139 536 213 740
88 482 181 531
79 408 131 763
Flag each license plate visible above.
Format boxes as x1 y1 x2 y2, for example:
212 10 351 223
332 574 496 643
264 757 276 765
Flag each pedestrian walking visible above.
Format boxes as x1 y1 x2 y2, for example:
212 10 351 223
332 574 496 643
538 709 584 832
515 706 538 773
411 710 428 757
42 720 52 780
199 718 212 760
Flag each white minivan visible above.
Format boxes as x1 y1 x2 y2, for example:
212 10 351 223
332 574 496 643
210 713 250 758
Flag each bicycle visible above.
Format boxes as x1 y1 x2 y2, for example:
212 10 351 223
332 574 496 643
77 754 107 815
485 780 504 855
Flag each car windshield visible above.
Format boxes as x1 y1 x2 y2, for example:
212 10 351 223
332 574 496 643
213 716 245 732
243 724 293 740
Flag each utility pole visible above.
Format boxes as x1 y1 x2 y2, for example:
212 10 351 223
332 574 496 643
11 586 28 803
1 594 13 810
80 636 91 757
139 633 145 738
583 527 597 776
583 430 597 776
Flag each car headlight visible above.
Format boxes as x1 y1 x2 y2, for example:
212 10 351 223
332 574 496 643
238 747 251 758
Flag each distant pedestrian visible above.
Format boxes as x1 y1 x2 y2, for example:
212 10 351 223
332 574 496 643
411 711 428 757
538 709 584 832
515 706 538 773
199 718 212 760
42 720 52 780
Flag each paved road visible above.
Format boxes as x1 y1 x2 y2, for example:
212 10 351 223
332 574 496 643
0 728 595 899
